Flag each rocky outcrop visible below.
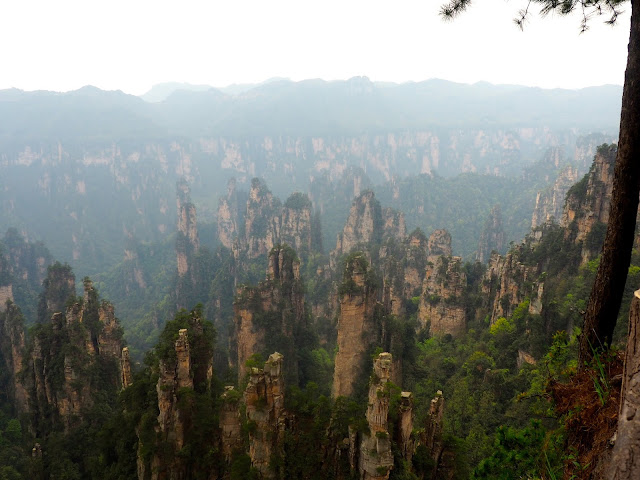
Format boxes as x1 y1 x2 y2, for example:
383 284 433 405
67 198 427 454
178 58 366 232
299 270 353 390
561 144 616 264
531 165 579 229
218 178 240 249
281 193 313 256
218 179 316 261
333 254 379 398
358 353 394 480
421 391 445 470
331 191 405 268
37 262 76 323
1 228 53 294
397 392 414 465
382 207 406 243
476 205 506 264
176 179 199 278
333 191 383 261
151 328 193 480
233 245 305 383
244 352 286 479
418 255 466 337
138 308 214 480
0 285 13 311
245 178 282 259
24 278 125 433
220 386 243 463
482 252 541 325
427 229 452 261
380 229 429 317
417 232 467 338
0 301 28 412
121 347 132 389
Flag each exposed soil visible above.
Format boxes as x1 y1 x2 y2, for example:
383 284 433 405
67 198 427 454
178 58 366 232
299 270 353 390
548 351 623 480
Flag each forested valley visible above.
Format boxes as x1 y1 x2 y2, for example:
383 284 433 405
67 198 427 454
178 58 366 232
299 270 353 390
0 80 633 479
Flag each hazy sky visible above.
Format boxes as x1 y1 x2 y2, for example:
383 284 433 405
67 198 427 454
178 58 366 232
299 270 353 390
0 0 631 95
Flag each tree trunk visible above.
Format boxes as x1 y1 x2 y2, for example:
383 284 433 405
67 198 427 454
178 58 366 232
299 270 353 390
608 291 640 478
579 0 640 369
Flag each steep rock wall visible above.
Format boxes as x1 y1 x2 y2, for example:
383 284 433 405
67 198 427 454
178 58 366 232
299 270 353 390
244 352 286 479
233 245 305 383
482 252 541 325
531 165 579 229
359 353 394 480
332 254 379 398
561 144 616 264
418 256 467 337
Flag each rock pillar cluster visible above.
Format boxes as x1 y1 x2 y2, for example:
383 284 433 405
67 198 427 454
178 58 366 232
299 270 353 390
233 245 305 383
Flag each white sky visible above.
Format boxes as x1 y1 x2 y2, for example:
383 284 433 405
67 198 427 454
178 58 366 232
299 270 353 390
0 0 631 95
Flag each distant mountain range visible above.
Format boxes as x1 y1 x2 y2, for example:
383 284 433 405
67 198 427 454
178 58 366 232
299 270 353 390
0 77 622 143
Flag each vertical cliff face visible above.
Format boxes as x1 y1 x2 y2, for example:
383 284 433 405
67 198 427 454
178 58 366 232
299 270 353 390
427 229 452 261
121 346 132 389
333 191 383 261
331 191 406 270
220 386 243 463
176 179 199 279
245 178 282 259
37 262 76 323
233 245 305 383
421 391 445 470
561 144 616 264
244 352 286 479
153 329 193 479
418 256 467 337
1 229 53 308
218 178 240 249
417 231 467 337
137 307 215 480
381 207 406 243
332 254 379 398
531 165 579 229
476 205 506 264
0 285 13 311
281 193 313 256
0 301 29 413
358 353 395 480
380 229 429 318
482 252 540 325
221 179 315 261
397 392 414 465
